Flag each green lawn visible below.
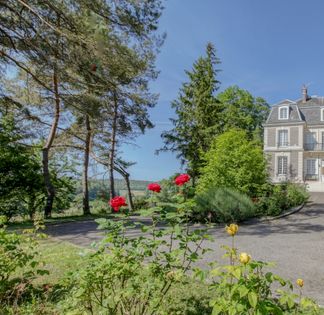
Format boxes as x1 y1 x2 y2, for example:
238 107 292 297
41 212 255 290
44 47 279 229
34 237 90 285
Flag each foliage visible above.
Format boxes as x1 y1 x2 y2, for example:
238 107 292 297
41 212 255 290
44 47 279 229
160 279 212 315
1 0 164 217
197 129 268 197
160 43 222 181
60 206 212 314
208 232 319 315
1 200 320 315
217 85 270 140
0 116 44 220
132 195 150 211
256 183 309 217
194 187 256 223
0 221 49 307
287 183 309 207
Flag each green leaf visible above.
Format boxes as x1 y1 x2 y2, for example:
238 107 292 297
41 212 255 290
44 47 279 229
210 268 221 277
212 304 222 315
141 225 150 232
248 291 258 308
232 267 241 279
36 269 50 275
238 285 249 298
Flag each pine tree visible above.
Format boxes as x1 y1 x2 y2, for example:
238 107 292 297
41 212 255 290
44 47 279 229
1 0 164 216
160 43 222 183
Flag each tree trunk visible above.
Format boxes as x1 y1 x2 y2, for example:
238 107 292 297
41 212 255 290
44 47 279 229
124 172 134 211
82 114 91 215
42 67 60 218
109 92 118 200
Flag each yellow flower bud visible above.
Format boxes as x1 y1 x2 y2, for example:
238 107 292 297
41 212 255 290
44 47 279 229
226 224 239 236
239 252 251 264
296 278 304 288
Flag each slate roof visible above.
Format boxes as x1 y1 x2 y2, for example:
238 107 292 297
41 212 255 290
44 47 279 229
265 96 324 126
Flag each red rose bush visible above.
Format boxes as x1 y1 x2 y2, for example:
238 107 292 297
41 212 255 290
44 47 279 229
109 196 127 212
174 173 190 186
147 183 161 193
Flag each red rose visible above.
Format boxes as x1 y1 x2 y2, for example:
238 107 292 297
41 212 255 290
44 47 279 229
109 196 127 212
174 174 190 186
147 183 161 193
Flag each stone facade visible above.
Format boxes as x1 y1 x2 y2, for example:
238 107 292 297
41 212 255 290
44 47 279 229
264 89 324 191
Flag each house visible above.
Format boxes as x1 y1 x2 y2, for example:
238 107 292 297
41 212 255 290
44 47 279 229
264 86 324 192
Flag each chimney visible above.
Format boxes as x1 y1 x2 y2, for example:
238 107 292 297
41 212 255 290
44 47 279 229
302 85 308 103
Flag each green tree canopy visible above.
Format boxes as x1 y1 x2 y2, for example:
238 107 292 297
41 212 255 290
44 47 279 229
217 86 270 140
197 129 268 197
0 115 44 219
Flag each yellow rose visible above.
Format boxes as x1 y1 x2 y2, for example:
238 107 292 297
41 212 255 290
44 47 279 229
225 224 239 236
296 278 304 288
239 252 251 264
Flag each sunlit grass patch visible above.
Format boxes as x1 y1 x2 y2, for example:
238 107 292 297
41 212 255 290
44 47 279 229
33 237 90 285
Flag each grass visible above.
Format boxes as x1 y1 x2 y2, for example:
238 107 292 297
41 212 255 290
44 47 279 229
34 237 90 285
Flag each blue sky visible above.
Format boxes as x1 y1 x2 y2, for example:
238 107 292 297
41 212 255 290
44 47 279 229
120 0 324 181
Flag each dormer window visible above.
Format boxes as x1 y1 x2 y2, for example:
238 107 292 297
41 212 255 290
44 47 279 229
321 108 324 121
278 106 289 120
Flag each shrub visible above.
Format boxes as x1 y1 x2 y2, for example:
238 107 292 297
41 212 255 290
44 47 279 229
209 226 319 315
0 221 49 307
256 183 309 217
197 129 268 197
60 206 211 315
132 195 150 211
89 198 111 214
286 183 309 208
160 279 212 315
194 187 256 223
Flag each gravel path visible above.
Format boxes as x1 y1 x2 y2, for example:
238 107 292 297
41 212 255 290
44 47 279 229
45 193 324 304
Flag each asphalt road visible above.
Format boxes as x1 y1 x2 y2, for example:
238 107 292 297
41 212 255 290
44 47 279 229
45 192 324 304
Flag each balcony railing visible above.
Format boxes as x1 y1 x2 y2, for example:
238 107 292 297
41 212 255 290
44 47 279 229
276 142 289 148
304 143 324 151
275 142 324 151
304 174 319 181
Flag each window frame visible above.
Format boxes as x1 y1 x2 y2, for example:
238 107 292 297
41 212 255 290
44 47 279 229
277 156 288 175
278 129 289 147
278 106 289 120
306 159 317 175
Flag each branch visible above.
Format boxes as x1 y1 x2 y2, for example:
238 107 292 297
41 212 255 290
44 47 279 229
1 50 54 94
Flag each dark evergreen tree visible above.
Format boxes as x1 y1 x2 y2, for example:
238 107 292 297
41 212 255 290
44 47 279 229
160 43 222 183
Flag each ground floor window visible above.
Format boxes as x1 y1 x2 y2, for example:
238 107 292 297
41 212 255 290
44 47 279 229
306 159 317 175
277 156 288 175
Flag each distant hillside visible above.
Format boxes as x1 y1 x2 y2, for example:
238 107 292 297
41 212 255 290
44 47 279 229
75 179 151 199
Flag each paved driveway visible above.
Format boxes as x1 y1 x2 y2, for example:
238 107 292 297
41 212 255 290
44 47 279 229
46 193 324 304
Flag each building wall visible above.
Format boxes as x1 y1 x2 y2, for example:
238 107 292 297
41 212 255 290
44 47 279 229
290 151 299 178
264 125 304 151
290 127 299 146
264 125 305 183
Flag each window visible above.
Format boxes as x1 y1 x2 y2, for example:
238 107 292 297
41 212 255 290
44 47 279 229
305 132 317 150
306 159 317 175
278 130 288 147
278 156 288 175
278 106 289 120
321 108 324 121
